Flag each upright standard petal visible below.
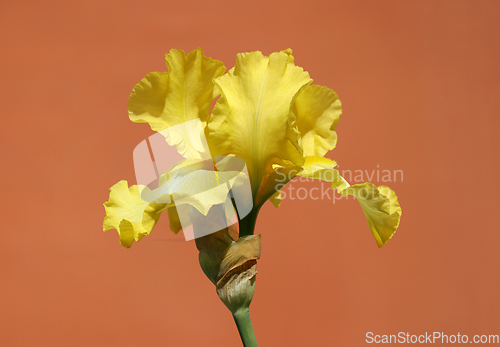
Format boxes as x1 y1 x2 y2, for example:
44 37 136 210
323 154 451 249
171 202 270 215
206 50 312 201
341 183 402 247
103 181 168 248
128 48 226 131
294 85 342 157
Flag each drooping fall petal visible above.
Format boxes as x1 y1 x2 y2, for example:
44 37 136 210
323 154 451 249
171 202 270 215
147 158 251 217
340 183 402 247
296 158 401 247
206 50 311 200
103 181 168 247
297 156 348 191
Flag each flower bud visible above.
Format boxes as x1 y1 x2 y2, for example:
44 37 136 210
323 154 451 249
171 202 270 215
215 235 261 313
193 205 261 313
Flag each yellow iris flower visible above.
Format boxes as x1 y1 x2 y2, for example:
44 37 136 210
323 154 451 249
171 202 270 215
103 48 402 248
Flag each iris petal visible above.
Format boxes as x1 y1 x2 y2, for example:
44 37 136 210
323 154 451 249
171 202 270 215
128 48 225 131
297 158 401 247
297 156 348 190
341 183 402 247
294 85 342 157
103 181 167 247
206 50 311 199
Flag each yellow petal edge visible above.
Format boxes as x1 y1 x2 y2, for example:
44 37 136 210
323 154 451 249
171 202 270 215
341 183 402 247
294 85 342 157
103 180 169 248
207 50 311 202
128 48 225 131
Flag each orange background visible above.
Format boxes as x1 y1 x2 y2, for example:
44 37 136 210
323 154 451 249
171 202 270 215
1 1 499 346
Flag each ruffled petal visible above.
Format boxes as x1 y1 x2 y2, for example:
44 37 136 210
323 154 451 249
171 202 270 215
158 118 210 160
341 183 402 247
103 181 168 248
294 85 342 157
127 71 169 132
128 48 226 131
206 50 312 199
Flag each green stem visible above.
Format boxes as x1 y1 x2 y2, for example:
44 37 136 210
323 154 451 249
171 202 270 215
233 308 258 347
238 205 261 237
